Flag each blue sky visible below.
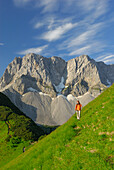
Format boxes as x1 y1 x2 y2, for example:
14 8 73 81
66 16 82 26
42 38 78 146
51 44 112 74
0 0 114 78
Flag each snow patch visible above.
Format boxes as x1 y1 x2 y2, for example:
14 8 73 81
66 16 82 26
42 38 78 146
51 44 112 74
22 94 26 96
107 79 111 87
27 87 37 92
39 92 49 96
53 77 65 93
65 86 68 88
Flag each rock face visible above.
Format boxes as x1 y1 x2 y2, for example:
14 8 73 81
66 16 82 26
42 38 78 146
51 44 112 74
0 54 114 97
0 54 67 97
0 53 114 125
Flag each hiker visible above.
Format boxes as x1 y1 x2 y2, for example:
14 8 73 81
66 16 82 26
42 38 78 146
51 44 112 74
75 100 82 120
23 146 25 153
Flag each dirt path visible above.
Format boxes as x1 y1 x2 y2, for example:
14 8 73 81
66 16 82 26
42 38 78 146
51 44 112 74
5 121 10 134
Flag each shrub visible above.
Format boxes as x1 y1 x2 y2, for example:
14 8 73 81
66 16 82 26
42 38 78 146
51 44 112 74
5 135 11 142
38 134 47 141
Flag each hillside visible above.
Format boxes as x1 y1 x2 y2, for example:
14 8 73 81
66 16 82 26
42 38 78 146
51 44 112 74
2 84 114 170
0 92 44 167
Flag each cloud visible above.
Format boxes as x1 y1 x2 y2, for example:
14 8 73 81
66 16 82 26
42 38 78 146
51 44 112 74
13 0 109 18
33 17 55 29
69 45 91 56
42 23 76 41
18 45 48 55
96 54 114 60
34 22 44 29
96 54 114 64
33 16 73 31
69 42 105 56
68 23 103 48
13 0 32 6
13 0 112 62
103 58 114 64
36 0 108 16
103 55 114 60
77 0 108 18
38 0 59 13
58 22 104 56
13 0 59 11
0 43 4 46
38 0 109 19
78 0 97 11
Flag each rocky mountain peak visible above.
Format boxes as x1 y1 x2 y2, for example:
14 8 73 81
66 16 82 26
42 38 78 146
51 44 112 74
0 54 114 98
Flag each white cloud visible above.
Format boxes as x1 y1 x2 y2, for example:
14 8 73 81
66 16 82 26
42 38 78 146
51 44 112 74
34 22 44 29
104 55 114 60
103 58 114 63
69 42 106 56
96 55 106 60
47 18 55 29
77 0 108 18
37 0 108 16
69 45 91 55
42 23 76 41
13 0 32 6
81 0 97 9
93 0 108 19
33 17 55 29
39 0 58 13
33 16 73 31
58 22 104 56
96 54 114 64
0 43 4 46
13 0 109 18
18 45 48 55
68 23 103 48
13 0 58 10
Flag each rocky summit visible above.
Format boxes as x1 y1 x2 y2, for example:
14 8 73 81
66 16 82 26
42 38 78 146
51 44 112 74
0 53 114 125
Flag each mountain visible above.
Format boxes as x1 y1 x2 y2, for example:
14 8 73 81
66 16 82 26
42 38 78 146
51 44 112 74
0 54 113 96
0 53 114 125
2 84 114 170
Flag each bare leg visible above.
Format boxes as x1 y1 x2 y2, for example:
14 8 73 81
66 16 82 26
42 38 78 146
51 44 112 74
77 111 79 119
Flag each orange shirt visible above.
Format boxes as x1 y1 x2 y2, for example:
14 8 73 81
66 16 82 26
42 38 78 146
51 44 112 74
75 104 82 111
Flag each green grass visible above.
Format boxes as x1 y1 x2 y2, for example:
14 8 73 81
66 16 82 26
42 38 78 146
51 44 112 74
0 120 31 167
0 92 45 168
1 84 113 170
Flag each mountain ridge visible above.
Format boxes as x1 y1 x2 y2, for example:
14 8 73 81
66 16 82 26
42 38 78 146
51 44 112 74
0 53 113 125
0 54 113 97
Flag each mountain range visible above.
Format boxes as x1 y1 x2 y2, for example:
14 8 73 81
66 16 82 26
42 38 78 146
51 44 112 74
0 53 114 125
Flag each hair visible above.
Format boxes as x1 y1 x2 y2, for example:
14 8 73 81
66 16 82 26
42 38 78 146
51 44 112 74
77 100 80 104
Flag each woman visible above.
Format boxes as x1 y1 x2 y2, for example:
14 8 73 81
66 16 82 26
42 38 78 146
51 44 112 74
75 100 82 120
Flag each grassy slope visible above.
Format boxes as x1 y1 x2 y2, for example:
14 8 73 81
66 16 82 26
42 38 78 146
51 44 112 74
0 93 44 167
0 120 31 167
2 85 114 170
